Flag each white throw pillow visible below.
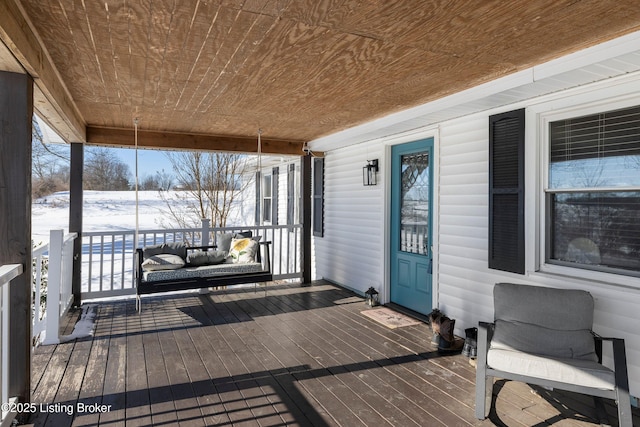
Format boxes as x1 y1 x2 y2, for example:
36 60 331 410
141 254 185 271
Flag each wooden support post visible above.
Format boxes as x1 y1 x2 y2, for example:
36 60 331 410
301 155 312 284
69 142 83 307
0 71 33 404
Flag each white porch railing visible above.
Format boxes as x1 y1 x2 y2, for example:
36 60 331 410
32 230 77 346
0 263 21 427
401 223 429 255
82 222 302 299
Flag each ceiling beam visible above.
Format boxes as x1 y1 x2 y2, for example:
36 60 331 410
86 126 315 157
0 0 85 143
0 40 22 73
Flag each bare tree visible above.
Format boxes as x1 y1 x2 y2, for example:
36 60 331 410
84 147 131 190
156 169 174 191
160 151 249 228
32 117 70 199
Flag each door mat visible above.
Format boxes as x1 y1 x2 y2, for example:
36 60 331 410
361 307 422 329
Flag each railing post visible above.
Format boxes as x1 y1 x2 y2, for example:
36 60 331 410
201 218 210 246
60 234 76 316
42 230 63 345
2 278 10 409
0 264 21 426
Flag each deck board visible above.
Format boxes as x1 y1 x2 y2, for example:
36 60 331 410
27 281 640 427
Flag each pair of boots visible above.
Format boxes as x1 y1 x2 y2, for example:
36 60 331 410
428 309 464 353
462 327 477 359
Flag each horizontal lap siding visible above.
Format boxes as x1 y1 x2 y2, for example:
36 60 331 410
314 145 384 293
438 112 640 397
437 115 496 325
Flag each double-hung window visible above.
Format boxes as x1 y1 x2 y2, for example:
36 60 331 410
262 174 272 223
545 105 640 277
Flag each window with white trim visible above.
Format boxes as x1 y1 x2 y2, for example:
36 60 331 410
545 104 640 276
262 173 272 223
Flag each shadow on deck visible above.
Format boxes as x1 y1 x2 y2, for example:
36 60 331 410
27 281 639 426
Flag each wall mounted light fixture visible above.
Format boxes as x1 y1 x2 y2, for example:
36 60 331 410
363 159 379 186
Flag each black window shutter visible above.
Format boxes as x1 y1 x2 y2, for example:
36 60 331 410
272 167 279 225
313 158 324 237
489 109 525 274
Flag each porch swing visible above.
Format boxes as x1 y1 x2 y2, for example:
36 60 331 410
132 124 273 311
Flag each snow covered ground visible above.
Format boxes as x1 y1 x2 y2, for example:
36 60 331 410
32 190 252 243
32 190 256 297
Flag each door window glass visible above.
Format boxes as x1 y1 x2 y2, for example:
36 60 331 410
400 152 429 255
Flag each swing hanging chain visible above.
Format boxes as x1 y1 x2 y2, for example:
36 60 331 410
257 129 263 226
134 118 139 250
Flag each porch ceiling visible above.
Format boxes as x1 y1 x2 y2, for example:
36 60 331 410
2 0 640 154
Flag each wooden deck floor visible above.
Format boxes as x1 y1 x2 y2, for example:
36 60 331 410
28 281 638 427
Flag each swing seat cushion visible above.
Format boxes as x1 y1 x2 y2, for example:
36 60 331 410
142 261 264 283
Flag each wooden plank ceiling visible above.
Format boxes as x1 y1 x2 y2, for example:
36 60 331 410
9 0 640 153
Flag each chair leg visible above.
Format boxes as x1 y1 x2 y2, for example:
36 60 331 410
475 370 493 419
475 323 493 419
615 385 633 427
611 338 633 427
593 396 609 426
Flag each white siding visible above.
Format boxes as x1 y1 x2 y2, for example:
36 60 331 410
313 144 385 293
437 110 640 398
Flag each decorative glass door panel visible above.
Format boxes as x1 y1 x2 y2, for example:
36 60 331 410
400 152 429 255
390 139 433 316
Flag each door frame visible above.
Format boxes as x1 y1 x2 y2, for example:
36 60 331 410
383 128 440 310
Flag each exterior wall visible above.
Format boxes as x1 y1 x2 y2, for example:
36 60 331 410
242 159 300 227
315 74 640 397
313 143 386 290
438 106 640 398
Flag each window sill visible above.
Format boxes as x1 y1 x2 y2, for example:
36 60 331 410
533 263 640 291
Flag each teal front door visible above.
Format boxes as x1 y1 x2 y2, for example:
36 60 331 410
390 139 433 315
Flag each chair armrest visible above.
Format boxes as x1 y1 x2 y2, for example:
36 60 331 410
593 336 628 381
478 322 495 340
478 322 494 344
477 322 494 367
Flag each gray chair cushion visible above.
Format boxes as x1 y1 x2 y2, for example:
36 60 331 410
487 348 614 390
490 320 598 361
491 283 597 362
494 283 594 329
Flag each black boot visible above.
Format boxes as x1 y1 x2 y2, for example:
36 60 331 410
462 327 478 358
437 317 464 354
